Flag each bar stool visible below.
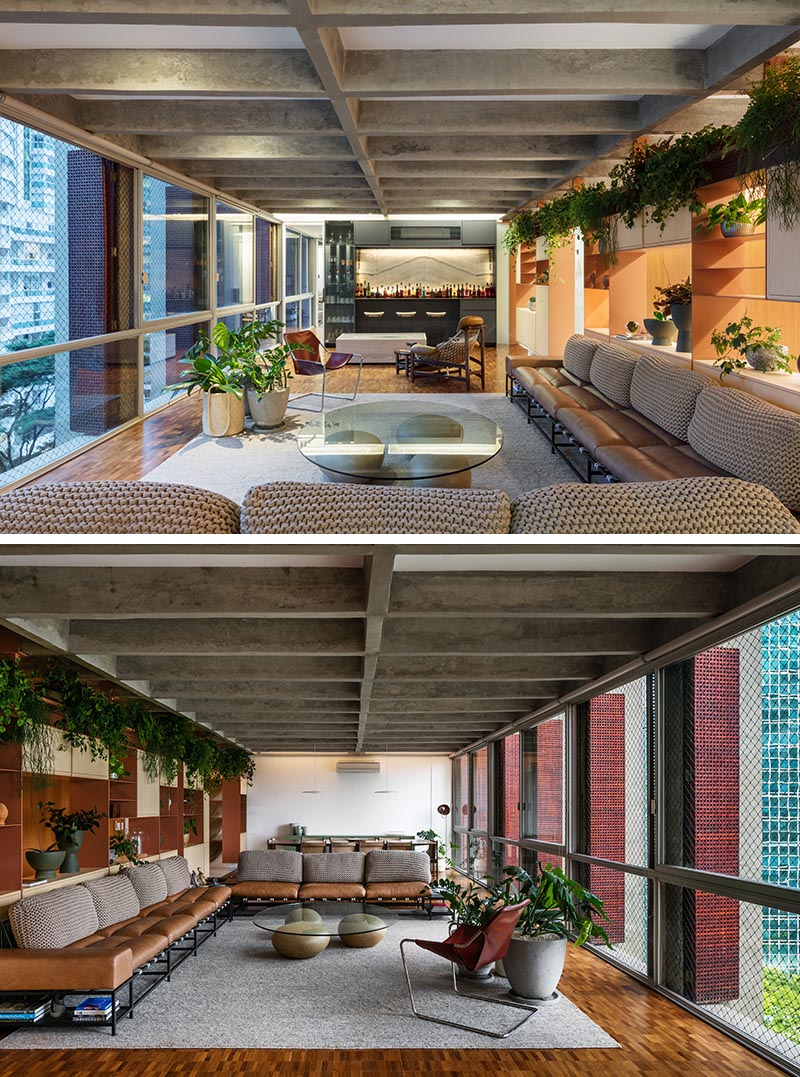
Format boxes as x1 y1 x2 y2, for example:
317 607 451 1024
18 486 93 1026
363 310 385 325
426 310 448 345
396 310 417 320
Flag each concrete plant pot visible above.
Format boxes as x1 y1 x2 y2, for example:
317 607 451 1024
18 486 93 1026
643 318 678 347
670 302 692 354
745 345 790 373
503 934 568 1002
25 848 66 880
246 386 290 430
58 831 84 874
721 221 756 238
202 391 245 437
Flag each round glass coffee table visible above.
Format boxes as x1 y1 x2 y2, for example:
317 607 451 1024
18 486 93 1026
254 901 394 959
295 401 503 486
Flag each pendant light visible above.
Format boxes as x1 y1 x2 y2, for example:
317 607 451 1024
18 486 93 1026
301 747 324 794
375 748 397 794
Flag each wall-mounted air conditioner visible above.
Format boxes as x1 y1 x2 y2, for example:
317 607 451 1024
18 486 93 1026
336 759 381 773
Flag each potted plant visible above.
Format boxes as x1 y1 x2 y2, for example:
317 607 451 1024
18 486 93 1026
497 864 611 1002
166 323 248 438
434 875 502 978
700 192 766 238
711 315 795 377
38 801 105 874
110 830 143 867
653 277 692 352
239 318 305 431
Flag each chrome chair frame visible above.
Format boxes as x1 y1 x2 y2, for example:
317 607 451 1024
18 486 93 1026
287 334 365 413
399 927 537 1039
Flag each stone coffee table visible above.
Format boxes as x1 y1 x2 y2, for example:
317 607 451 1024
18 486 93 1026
254 901 396 959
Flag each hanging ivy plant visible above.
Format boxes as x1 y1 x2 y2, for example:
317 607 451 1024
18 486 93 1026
502 210 540 256
736 55 800 229
129 707 193 786
0 658 53 776
46 660 130 776
214 743 256 786
184 736 219 792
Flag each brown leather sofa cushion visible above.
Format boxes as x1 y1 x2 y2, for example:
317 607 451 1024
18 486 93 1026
505 353 563 375
513 366 573 394
558 408 673 456
595 444 729 483
230 881 300 899
365 882 432 900
533 383 610 418
70 932 168 968
299 883 367 899
0 947 134 991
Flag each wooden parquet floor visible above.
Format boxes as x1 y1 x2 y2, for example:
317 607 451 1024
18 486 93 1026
22 347 518 487
0 947 786 1076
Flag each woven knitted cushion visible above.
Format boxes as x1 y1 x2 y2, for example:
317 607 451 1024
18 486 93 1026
9 886 99 949
81 874 141 930
0 481 241 534
302 852 365 884
237 850 303 884
126 862 169 909
561 334 599 382
158 855 192 896
509 478 800 534
688 387 800 512
588 343 640 408
630 357 707 442
364 850 431 884
240 482 511 535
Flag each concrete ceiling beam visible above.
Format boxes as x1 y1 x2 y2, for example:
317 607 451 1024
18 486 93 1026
0 49 324 97
387 571 730 617
229 178 371 192
312 1 800 25
369 680 569 699
358 99 640 137
80 99 343 136
366 135 597 161
115 655 363 680
155 681 361 699
367 699 548 714
185 700 361 714
0 1 292 24
140 135 354 159
172 159 363 176
374 655 610 680
67 618 365 654
342 49 707 97
373 161 576 178
0 567 365 617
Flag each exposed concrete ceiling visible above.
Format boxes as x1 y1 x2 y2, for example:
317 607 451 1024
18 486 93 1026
0 3 797 216
2 543 800 756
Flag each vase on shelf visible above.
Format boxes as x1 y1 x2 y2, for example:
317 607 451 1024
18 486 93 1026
58 831 84 874
670 303 692 353
0 801 8 826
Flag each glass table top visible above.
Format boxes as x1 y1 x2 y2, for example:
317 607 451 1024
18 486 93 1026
253 901 396 938
295 401 503 481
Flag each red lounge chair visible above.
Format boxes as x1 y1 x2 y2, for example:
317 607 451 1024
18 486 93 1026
284 329 363 412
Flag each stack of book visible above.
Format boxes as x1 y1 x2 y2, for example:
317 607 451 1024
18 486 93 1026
73 996 117 1023
0 999 51 1023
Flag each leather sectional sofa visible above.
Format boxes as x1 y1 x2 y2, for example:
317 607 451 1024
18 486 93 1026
0 856 231 1034
230 849 433 908
506 334 800 518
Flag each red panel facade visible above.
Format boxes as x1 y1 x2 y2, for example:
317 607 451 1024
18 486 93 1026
588 693 626 943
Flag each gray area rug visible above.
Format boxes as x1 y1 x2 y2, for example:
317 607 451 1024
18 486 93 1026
141 393 576 503
3 917 617 1050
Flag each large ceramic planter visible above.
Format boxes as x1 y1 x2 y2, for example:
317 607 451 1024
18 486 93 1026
58 831 83 874
246 386 290 431
503 934 568 1001
643 317 678 347
25 848 66 880
202 390 245 438
670 302 692 354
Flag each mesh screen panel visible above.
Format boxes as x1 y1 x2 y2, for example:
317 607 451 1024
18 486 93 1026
472 746 488 832
144 322 205 413
522 715 564 842
143 175 208 319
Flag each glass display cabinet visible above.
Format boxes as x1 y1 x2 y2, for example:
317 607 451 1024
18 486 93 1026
324 220 355 345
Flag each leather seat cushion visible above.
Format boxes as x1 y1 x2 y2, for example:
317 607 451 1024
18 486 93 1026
128 913 197 943
595 444 731 483
183 885 232 908
533 383 608 419
558 408 674 455
620 409 683 446
505 354 563 374
71 932 168 967
298 883 367 899
168 899 218 921
364 882 432 900
231 881 300 899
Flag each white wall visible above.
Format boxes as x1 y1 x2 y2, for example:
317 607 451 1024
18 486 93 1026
246 754 451 844
496 221 510 346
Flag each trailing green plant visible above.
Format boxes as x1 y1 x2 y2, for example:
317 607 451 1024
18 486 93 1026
653 277 692 314
110 830 144 866
47 661 130 776
699 191 766 233
183 816 198 838
434 875 499 929
39 801 105 845
213 742 256 785
736 54 800 230
502 210 540 256
184 735 219 792
711 314 795 378
0 658 53 776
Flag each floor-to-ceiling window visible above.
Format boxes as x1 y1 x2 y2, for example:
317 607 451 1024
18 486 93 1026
452 608 800 1073
0 111 282 486
284 228 315 331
